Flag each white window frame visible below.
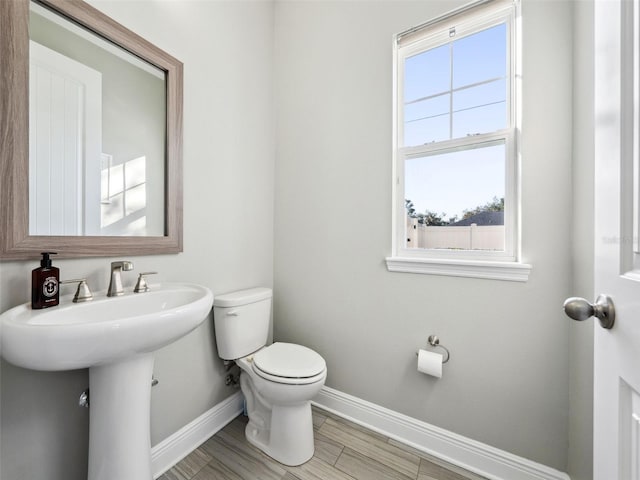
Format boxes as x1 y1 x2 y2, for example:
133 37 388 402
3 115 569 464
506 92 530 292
386 0 531 282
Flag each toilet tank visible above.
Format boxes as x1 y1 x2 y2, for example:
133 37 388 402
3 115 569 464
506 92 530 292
213 287 272 360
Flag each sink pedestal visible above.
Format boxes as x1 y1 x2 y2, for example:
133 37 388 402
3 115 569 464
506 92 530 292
88 353 155 480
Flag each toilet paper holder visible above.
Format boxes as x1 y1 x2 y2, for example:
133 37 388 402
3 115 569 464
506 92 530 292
416 335 450 363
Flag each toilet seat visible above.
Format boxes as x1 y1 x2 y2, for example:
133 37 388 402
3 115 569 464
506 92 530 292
252 342 326 385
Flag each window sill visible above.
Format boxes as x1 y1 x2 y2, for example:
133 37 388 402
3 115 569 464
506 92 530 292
385 256 532 282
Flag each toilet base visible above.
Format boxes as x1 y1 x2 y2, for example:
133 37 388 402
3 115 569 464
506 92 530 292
244 401 315 466
240 370 316 466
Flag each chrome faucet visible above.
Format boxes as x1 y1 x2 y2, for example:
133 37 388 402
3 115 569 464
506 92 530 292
107 261 134 297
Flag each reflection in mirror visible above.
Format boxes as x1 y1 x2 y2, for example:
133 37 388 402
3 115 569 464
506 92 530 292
29 2 166 236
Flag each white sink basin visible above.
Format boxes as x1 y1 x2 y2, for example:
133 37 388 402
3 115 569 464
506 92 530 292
0 282 213 480
1 282 213 371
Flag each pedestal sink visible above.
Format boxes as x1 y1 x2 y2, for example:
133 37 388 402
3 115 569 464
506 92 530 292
0 282 213 480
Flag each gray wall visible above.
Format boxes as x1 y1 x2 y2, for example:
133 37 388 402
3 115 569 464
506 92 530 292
0 1 274 478
273 0 573 471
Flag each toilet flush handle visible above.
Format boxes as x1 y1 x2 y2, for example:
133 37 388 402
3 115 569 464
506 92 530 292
226 310 239 316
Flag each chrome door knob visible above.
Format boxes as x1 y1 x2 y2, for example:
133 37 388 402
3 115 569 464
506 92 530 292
563 295 615 329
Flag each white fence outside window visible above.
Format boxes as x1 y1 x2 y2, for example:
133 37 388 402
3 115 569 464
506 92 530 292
406 217 505 251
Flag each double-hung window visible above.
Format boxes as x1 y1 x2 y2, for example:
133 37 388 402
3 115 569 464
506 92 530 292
387 0 530 281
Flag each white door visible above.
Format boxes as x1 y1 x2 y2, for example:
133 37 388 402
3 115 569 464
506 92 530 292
29 41 102 235
590 0 640 478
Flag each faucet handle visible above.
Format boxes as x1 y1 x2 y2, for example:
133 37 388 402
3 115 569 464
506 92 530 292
61 279 93 303
134 272 158 293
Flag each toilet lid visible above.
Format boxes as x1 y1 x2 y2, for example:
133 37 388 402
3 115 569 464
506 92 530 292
252 342 325 379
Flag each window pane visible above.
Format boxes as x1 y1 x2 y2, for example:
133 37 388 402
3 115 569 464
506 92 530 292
404 114 450 146
402 23 508 146
453 78 506 112
452 105 506 138
404 94 450 146
404 44 450 102
452 23 506 89
405 94 449 122
404 143 505 251
452 79 506 137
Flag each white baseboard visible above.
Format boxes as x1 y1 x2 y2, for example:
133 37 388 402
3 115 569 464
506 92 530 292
150 386 569 480
313 386 570 480
151 391 243 478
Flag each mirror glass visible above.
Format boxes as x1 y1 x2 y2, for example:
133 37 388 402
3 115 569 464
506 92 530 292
29 1 166 237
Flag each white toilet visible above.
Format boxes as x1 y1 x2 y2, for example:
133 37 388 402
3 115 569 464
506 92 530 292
213 287 327 466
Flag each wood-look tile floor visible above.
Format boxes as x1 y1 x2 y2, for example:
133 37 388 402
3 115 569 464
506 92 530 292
158 406 488 480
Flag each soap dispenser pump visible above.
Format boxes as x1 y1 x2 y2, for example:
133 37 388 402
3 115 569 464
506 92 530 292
32 252 60 309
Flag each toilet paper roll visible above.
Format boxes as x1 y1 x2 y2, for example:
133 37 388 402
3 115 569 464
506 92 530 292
417 349 443 378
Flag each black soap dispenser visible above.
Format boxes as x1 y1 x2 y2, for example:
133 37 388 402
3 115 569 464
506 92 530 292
32 252 60 309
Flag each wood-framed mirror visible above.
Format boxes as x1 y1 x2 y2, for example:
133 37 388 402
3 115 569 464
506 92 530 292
0 0 183 259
